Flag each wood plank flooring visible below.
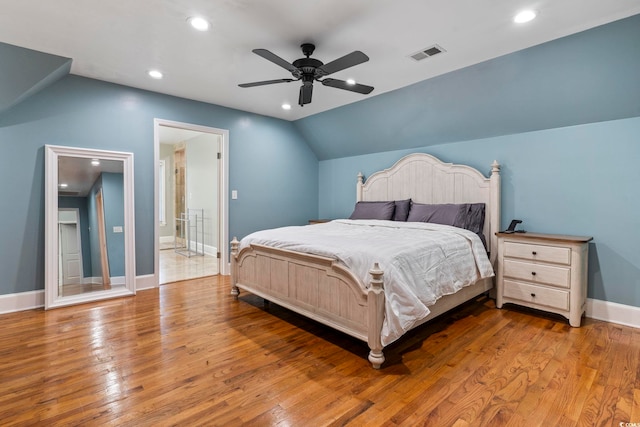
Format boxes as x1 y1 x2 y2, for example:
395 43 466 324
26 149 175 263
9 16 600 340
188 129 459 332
0 275 638 426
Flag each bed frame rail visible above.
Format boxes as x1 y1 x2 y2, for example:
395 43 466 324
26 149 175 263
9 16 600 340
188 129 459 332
231 239 386 368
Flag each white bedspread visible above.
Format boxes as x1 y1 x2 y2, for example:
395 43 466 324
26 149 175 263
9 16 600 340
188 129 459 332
239 220 494 346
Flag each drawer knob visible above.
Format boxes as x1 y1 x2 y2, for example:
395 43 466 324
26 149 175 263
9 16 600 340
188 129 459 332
532 251 537 255
530 293 536 298
531 271 537 276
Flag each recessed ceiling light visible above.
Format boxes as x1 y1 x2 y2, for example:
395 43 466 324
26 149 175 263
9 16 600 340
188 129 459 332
91 159 100 166
281 103 292 110
514 10 537 24
148 69 163 79
346 79 356 85
59 183 68 188
188 16 210 31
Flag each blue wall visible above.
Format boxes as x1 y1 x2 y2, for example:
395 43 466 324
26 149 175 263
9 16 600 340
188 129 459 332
0 75 318 294
294 14 640 160
102 172 125 277
319 116 640 307
0 13 638 312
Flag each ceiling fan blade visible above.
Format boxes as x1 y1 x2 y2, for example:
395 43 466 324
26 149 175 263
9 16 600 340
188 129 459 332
238 78 296 88
316 51 369 76
321 78 374 95
299 84 313 106
252 49 299 73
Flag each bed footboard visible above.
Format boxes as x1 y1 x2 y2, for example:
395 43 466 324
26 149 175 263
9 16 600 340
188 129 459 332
230 238 386 368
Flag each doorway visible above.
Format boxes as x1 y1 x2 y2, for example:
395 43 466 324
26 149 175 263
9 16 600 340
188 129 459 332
58 208 83 287
154 120 230 285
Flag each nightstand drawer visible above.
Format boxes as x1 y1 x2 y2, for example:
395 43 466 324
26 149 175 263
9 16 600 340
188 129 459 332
504 241 571 265
503 259 570 288
503 280 570 311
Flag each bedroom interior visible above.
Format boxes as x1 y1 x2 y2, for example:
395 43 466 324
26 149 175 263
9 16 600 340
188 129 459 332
1 1 640 425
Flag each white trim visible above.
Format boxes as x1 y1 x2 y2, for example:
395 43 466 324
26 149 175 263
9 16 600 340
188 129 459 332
58 208 84 285
153 119 230 285
0 290 45 314
586 298 640 329
158 159 167 225
136 274 157 291
1 290 638 330
0 274 158 314
184 241 217 257
160 237 217 256
159 236 174 245
44 145 137 310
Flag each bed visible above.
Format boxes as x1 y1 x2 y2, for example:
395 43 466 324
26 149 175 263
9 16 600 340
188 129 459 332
230 153 501 368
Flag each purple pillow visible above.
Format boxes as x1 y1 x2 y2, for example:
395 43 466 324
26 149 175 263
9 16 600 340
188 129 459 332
394 199 412 221
407 203 463 225
407 202 487 247
463 203 485 236
349 201 395 220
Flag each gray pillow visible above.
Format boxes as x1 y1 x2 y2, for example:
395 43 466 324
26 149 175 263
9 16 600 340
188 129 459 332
407 202 484 229
394 199 412 221
349 201 395 220
407 202 487 248
407 203 463 225
463 203 485 236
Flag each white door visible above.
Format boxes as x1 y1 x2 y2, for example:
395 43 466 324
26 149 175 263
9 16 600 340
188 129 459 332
60 222 82 285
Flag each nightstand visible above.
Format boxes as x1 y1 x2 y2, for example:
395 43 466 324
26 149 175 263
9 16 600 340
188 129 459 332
495 232 592 327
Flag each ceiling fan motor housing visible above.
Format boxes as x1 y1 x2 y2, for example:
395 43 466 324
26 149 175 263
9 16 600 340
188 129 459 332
292 57 324 78
239 42 374 106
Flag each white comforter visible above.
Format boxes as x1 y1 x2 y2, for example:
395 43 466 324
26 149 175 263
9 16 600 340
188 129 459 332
240 219 494 346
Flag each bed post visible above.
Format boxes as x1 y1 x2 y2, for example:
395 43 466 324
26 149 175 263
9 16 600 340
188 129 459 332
356 172 364 202
367 263 385 369
489 160 501 267
230 237 240 297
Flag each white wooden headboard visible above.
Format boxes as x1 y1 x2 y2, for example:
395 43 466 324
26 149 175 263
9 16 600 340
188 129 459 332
356 153 501 263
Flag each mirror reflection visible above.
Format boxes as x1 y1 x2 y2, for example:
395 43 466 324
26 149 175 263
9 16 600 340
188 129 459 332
57 156 125 297
45 145 135 309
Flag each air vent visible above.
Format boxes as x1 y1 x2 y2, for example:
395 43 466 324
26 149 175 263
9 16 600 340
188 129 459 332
410 44 446 61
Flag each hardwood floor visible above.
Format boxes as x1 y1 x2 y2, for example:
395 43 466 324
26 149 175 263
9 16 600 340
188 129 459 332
1 276 638 426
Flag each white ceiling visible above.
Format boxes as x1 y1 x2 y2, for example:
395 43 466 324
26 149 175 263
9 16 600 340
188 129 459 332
1 0 639 121
58 156 123 197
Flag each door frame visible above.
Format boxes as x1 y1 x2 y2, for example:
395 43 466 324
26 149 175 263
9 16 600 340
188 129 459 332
58 207 84 286
153 118 230 282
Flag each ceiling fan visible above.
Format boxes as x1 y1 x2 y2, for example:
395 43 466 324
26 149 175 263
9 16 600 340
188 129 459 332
238 43 374 107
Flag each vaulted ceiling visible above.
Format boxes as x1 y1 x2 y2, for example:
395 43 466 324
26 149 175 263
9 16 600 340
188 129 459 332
2 0 640 121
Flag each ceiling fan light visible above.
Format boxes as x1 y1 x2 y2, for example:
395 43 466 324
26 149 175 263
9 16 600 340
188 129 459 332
188 16 210 31
514 10 537 24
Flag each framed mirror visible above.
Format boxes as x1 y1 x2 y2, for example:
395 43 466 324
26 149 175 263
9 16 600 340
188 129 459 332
44 145 135 309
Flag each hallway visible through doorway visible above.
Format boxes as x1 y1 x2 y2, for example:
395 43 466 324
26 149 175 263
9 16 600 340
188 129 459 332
156 123 224 284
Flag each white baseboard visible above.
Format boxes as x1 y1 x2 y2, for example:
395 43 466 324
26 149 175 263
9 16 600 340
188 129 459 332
136 274 157 291
159 236 174 244
0 274 159 314
82 276 125 286
0 290 45 314
176 240 217 257
2 289 638 330
165 236 217 257
586 298 640 329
